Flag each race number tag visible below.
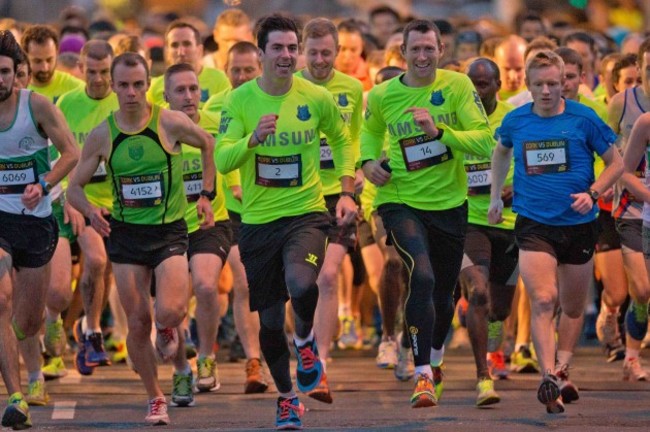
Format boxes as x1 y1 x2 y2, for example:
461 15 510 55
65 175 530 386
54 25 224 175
523 140 568 175
89 161 107 184
0 159 37 194
183 172 203 203
255 154 302 187
119 173 164 207
319 138 334 170
399 134 452 172
465 162 492 195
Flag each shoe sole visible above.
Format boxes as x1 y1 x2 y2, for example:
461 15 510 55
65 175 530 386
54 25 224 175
276 423 303 430
170 399 195 407
410 394 437 408
538 380 564 413
545 399 565 414
376 362 396 369
25 398 48 407
476 395 500 407
307 388 333 404
146 417 170 426
560 386 579 403
1 406 30 430
245 380 269 394
196 382 221 393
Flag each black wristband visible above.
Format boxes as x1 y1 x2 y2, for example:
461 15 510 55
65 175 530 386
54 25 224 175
340 191 356 200
434 128 444 141
199 189 216 201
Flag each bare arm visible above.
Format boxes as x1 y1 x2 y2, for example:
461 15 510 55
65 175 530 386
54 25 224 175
488 141 513 224
68 122 112 236
622 113 650 204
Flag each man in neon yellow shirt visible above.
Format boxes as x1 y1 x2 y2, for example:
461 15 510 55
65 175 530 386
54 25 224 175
297 18 364 399
57 40 119 381
163 63 236 406
204 41 271 394
216 15 357 430
361 19 492 409
147 20 230 109
68 53 216 426
461 58 517 407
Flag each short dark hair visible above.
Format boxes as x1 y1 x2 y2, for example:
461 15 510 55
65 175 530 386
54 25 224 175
21 24 59 52
516 13 545 33
165 20 201 46
337 18 363 36
164 62 196 89
375 65 403 85
402 19 442 48
110 52 149 82
255 14 299 52
0 30 25 72
638 37 650 64
562 31 596 54
81 39 113 62
370 5 400 23
612 53 638 86
228 40 259 57
555 46 583 73
114 35 151 61
466 57 500 80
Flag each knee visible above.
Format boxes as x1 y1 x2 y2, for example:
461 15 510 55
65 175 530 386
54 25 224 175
410 269 435 293
14 315 43 338
531 294 557 315
193 280 218 304
47 290 72 314
286 271 316 298
316 266 338 296
155 305 187 329
83 252 108 277
127 312 153 337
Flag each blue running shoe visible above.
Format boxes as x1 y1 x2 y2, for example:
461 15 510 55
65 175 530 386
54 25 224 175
275 396 304 430
73 319 94 376
293 338 323 393
85 333 111 367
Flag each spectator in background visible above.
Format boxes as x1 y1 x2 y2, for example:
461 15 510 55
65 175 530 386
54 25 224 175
516 13 547 43
455 30 482 61
434 19 455 63
204 9 253 71
369 5 401 49
336 19 372 91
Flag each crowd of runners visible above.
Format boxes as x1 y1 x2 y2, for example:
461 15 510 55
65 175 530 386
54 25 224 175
0 2 649 430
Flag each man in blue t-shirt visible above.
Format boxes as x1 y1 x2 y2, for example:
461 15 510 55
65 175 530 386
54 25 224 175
489 50 622 414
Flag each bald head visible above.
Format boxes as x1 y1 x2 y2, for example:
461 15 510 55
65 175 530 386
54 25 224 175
466 57 501 113
494 35 527 93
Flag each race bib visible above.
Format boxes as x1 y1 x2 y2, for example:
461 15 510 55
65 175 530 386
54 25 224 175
465 162 492 195
119 173 164 207
255 154 302 187
523 140 569 175
183 172 203 203
399 134 452 172
89 161 107 184
0 159 37 194
319 138 334 170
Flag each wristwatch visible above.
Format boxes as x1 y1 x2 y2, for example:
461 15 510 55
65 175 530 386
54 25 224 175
340 191 356 200
587 189 599 203
39 178 52 196
199 189 216 201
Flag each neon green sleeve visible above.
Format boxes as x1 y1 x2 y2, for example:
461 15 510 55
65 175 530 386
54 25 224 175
319 94 355 181
215 92 255 174
360 86 388 161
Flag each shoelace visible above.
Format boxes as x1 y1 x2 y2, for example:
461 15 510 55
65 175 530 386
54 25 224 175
278 398 300 420
198 358 213 377
297 344 316 370
555 363 570 380
174 374 192 395
149 398 167 416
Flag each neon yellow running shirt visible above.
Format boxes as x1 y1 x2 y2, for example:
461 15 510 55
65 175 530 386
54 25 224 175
361 70 493 211
217 76 355 224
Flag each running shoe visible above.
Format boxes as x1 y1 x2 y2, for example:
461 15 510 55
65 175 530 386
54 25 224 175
555 364 579 403
44 318 66 357
537 372 564 414
394 343 415 382
510 345 539 373
25 379 49 406
155 327 179 362
42 356 68 380
337 316 360 350
623 357 648 381
432 364 444 401
112 342 128 364
1 393 31 430
293 338 323 393
73 319 94 376
410 373 437 408
85 332 111 367
596 307 619 346
605 339 626 363
376 339 398 369
476 377 500 407
487 350 509 380
448 326 470 350
145 397 169 425
171 371 195 407
306 371 333 404
275 396 304 430
244 358 269 394
195 356 220 392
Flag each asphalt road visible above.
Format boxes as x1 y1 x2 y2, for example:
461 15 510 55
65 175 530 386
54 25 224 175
5 342 650 431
